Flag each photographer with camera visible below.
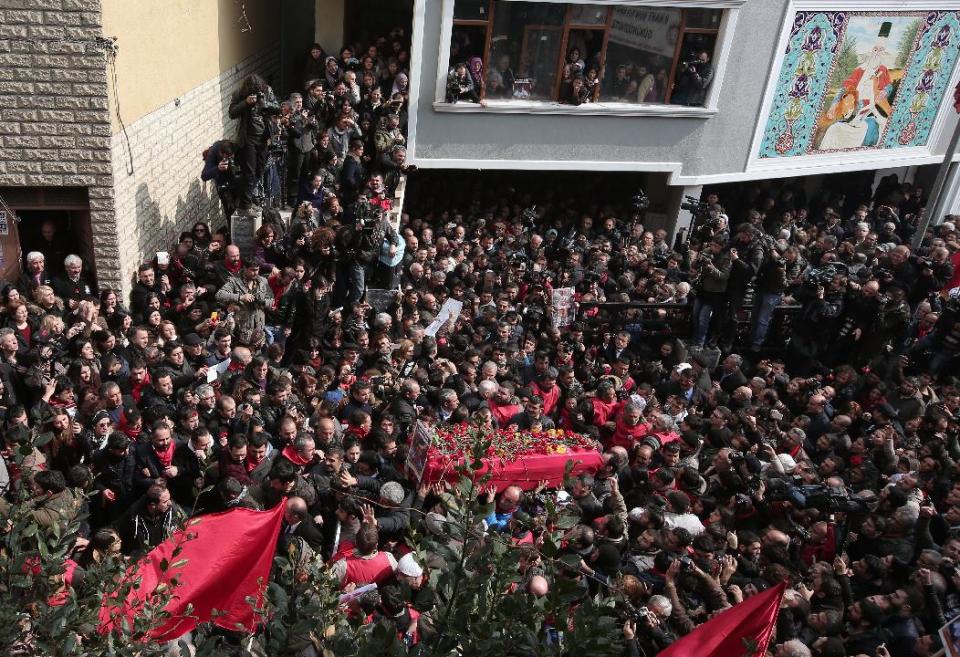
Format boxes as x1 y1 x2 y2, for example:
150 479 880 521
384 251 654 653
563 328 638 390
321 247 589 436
691 235 732 348
333 197 390 310
326 113 363 162
718 223 765 352
671 51 713 107
200 139 240 224
228 74 280 212
909 246 953 306
751 237 789 352
445 62 479 104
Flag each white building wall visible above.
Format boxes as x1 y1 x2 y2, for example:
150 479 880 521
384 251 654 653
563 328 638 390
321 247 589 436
110 45 279 298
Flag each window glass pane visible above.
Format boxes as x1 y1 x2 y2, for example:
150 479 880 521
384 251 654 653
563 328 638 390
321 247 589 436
683 9 722 30
454 0 490 21
670 33 717 106
569 5 608 25
602 7 681 103
487 2 564 100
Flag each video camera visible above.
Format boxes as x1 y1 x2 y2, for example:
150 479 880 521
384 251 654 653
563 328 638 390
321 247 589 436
804 262 848 287
766 479 868 514
680 195 709 216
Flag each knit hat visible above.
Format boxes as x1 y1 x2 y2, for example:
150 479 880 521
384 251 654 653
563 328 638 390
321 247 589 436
91 410 112 426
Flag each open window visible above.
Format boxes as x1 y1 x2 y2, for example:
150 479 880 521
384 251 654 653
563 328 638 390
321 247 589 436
441 0 737 114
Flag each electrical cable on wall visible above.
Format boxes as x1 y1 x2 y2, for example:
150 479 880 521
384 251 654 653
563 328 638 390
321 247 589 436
106 46 135 177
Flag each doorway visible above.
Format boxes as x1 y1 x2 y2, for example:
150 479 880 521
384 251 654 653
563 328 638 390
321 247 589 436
17 210 94 280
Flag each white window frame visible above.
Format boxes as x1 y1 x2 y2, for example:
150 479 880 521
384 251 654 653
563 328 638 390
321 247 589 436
432 0 746 117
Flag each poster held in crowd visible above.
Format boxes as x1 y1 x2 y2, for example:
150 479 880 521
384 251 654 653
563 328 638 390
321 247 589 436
406 421 434 484
551 287 575 328
206 358 231 383
941 615 960 657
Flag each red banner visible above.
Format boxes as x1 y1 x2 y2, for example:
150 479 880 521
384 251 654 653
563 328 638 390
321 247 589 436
658 581 785 657
99 504 285 642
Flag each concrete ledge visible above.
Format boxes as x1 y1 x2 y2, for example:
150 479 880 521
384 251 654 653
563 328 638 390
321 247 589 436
432 100 717 119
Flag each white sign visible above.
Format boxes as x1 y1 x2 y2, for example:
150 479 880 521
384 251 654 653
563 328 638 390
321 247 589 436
0 211 8 236
425 299 463 337
207 358 231 383
609 7 681 57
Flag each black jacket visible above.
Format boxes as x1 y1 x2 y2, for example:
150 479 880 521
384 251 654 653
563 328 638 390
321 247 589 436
132 440 184 494
228 87 280 148
279 518 325 552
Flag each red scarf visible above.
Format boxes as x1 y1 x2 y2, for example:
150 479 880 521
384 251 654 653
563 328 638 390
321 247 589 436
281 445 311 466
154 441 175 468
129 372 151 403
245 452 265 473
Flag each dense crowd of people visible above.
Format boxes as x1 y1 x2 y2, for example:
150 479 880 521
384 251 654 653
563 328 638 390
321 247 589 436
5 22 960 656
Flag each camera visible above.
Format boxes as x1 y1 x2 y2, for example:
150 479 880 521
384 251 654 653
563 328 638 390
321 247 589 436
680 195 709 215
806 264 845 287
873 268 894 283
632 189 650 212
353 198 383 233
225 157 241 180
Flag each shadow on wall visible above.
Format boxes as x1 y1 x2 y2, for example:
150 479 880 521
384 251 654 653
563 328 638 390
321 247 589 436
133 179 216 279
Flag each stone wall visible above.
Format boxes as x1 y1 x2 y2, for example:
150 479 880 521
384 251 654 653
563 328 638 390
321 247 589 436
0 0 118 287
110 44 279 297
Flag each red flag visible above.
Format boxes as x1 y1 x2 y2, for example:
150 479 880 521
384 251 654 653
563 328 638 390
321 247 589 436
99 504 285 642
658 581 785 657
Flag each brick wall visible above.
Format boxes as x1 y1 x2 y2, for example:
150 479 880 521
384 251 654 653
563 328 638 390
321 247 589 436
0 0 118 287
110 45 280 298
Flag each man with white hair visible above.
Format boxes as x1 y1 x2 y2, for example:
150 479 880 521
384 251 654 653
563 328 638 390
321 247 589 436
775 639 812 657
53 253 98 306
18 251 53 297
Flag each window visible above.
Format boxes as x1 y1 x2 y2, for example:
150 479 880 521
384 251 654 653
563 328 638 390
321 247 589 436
444 1 725 109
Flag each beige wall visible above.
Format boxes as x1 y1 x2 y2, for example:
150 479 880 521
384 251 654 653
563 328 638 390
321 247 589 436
314 0 344 54
102 0 280 129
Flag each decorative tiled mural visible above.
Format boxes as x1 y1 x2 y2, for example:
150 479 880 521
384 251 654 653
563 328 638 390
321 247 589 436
758 10 960 158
